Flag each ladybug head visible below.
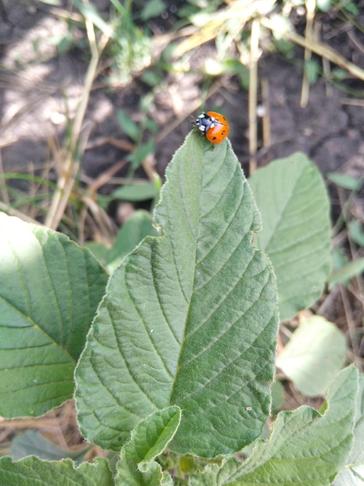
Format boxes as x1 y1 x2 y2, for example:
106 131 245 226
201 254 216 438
194 112 210 133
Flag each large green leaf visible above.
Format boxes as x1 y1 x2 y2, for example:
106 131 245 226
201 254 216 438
0 456 113 485
249 153 331 320
276 315 347 396
191 366 358 485
75 132 279 457
334 373 364 486
0 213 108 417
115 406 181 486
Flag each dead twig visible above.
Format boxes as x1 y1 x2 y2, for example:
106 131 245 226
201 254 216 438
0 150 10 204
264 18 364 81
85 136 134 152
261 78 271 147
300 0 316 107
0 201 39 224
88 159 128 193
340 285 361 368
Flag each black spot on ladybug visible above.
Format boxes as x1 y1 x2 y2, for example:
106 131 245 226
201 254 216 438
213 136 217 140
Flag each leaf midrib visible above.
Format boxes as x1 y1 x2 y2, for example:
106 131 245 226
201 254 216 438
167 145 212 405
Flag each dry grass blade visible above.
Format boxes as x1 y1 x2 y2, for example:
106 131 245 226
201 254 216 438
249 18 260 174
0 152 9 205
173 0 275 58
265 17 364 81
0 201 39 224
45 18 110 230
81 195 115 243
88 159 128 193
300 0 316 107
340 285 361 368
261 78 271 147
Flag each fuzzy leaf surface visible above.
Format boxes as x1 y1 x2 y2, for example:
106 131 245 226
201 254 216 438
75 132 278 457
0 213 107 417
215 366 358 486
0 456 113 486
115 406 181 486
249 153 331 320
334 373 364 486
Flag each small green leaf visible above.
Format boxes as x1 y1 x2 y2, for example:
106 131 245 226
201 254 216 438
85 212 157 272
144 117 159 134
348 220 364 247
271 380 285 413
84 241 111 265
128 140 155 168
249 153 331 321
305 59 320 84
329 258 364 286
140 93 155 112
115 406 181 486
107 210 157 272
332 68 348 81
277 316 347 396
0 213 108 418
0 456 113 485
75 0 114 37
216 366 359 485
140 0 166 20
328 172 363 192
75 132 279 457
274 39 295 59
343 1 359 16
111 182 159 202
332 247 349 270
39 0 61 4
116 109 140 141
142 71 163 88
317 0 332 12
334 373 364 485
11 431 87 462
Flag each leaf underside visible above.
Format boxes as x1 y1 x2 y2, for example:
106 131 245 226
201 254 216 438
0 213 108 417
277 315 347 397
75 132 279 457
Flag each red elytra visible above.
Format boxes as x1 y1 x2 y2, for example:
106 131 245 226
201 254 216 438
194 111 230 144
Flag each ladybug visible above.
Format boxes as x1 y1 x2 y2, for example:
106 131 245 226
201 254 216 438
194 111 230 144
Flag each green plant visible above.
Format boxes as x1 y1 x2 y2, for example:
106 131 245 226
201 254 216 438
0 133 362 485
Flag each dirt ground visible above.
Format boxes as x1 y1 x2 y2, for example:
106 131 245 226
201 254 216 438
1 2 363 179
